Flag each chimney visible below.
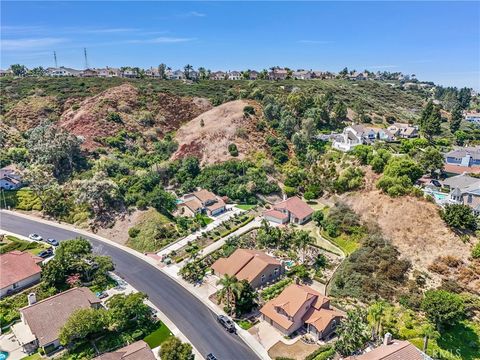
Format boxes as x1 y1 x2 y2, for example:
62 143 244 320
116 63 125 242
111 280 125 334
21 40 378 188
27 292 37 306
383 332 393 346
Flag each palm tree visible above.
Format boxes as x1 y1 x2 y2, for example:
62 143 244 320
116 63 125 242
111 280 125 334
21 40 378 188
183 64 193 79
294 230 314 263
367 301 386 341
421 322 439 353
216 274 243 315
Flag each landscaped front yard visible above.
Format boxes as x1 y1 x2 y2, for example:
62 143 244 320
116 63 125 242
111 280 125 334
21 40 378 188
143 322 173 348
0 235 51 255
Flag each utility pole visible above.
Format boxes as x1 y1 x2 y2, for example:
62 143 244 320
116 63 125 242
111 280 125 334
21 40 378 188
53 51 58 68
84 48 89 69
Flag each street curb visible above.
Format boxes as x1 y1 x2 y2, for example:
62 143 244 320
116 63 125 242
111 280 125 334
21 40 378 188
0 210 269 359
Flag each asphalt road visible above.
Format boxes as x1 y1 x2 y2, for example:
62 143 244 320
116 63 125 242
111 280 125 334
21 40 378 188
0 211 261 360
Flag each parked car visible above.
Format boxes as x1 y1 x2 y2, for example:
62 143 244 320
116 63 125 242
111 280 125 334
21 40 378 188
217 314 236 333
46 238 59 246
38 248 53 258
96 291 108 299
206 354 218 360
28 233 43 241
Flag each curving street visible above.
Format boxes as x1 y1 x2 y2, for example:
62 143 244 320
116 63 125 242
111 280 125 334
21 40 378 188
0 211 261 360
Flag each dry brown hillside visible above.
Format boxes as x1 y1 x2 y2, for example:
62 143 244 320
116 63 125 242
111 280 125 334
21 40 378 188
5 95 59 131
173 100 268 165
59 84 211 149
342 171 478 291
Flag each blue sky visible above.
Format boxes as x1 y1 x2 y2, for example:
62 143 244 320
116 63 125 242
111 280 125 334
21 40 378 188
1 1 479 89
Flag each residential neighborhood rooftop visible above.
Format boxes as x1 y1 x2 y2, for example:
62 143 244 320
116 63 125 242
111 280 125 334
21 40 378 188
211 248 281 284
93 340 155 360
0 250 42 290
19 287 101 347
345 339 431 360
274 196 314 220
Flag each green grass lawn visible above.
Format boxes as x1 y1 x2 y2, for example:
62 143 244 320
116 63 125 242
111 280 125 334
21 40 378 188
0 235 50 255
235 204 256 211
143 322 173 348
321 230 360 255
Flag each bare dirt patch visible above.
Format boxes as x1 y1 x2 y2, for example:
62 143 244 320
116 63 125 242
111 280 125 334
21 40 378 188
59 84 211 149
268 340 319 360
95 209 147 245
342 188 474 289
173 100 268 165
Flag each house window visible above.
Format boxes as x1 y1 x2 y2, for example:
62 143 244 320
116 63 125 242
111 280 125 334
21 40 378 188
274 268 279 275
468 194 473 204
261 274 265 283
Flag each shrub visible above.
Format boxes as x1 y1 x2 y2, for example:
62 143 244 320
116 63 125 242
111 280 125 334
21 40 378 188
107 112 123 123
228 143 239 157
441 204 477 232
471 242 480 259
128 227 140 238
243 105 255 116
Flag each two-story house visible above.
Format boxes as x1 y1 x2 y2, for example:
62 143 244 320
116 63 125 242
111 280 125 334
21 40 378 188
263 196 314 225
211 249 283 288
0 164 23 190
444 146 480 174
332 125 395 152
177 189 226 217
387 122 418 138
260 284 344 340
442 173 480 216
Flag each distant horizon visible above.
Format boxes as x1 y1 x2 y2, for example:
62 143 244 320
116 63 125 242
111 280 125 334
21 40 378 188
1 1 479 90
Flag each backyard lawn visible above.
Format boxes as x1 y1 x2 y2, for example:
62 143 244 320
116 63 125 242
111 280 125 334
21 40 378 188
321 230 360 255
0 235 50 255
143 322 173 348
235 204 256 211
21 353 42 360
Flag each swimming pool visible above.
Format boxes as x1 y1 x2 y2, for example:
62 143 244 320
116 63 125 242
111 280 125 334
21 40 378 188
0 350 9 360
432 192 447 201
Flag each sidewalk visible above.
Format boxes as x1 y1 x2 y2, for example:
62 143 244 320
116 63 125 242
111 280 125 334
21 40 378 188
157 205 242 258
0 210 271 360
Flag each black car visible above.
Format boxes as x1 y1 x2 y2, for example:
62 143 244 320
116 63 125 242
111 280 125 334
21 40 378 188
206 354 218 360
38 248 54 258
216 314 236 333
46 238 59 246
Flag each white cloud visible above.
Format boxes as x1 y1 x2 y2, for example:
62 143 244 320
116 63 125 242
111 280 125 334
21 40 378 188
126 36 195 44
1 37 68 51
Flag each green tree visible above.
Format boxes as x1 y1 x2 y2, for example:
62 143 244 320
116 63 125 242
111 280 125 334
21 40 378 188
228 143 239 157
29 66 46 76
217 274 243 315
293 230 314 263
335 308 370 356
183 64 193 79
450 105 462 134
441 204 477 232
367 301 387 340
158 63 167 79
422 290 465 331
73 171 119 218
22 164 57 209
312 210 324 227
159 336 194 360
235 280 258 316
418 147 444 176
10 64 27 76
419 101 442 142
59 308 108 345
147 186 177 214
383 157 423 183
27 122 83 178
106 292 151 331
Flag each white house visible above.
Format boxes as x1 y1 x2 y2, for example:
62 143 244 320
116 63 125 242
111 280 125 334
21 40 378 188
292 70 312 80
387 122 418 138
465 112 480 125
46 67 82 77
332 125 395 152
169 70 185 80
211 71 227 80
0 164 23 190
228 71 242 80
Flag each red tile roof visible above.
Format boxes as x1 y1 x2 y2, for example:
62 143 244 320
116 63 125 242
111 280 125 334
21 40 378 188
94 340 155 360
0 251 42 289
345 340 427 360
274 196 313 220
444 163 480 174
263 209 288 220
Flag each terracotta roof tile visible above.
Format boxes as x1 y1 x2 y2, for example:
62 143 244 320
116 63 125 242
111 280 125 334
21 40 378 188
345 340 429 360
274 197 313 220
0 251 42 289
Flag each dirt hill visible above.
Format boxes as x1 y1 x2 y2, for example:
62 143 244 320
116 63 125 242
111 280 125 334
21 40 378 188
59 83 211 149
173 100 268 165
342 170 478 291
4 95 59 131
